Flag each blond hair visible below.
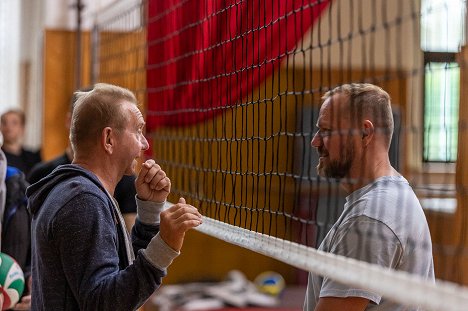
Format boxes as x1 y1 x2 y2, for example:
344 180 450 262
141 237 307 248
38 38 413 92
70 83 137 154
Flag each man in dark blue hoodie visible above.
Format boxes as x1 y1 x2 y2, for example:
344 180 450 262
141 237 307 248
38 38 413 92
26 83 203 311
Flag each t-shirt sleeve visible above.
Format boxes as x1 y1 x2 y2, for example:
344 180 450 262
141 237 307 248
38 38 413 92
320 215 403 305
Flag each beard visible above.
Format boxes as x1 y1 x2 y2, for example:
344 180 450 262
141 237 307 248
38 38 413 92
318 140 354 179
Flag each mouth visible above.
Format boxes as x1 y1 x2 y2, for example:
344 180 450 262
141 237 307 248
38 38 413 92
318 151 328 159
317 152 329 168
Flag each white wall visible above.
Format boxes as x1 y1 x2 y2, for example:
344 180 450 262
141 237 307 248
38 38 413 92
20 0 44 149
0 0 120 149
44 0 118 30
0 0 21 117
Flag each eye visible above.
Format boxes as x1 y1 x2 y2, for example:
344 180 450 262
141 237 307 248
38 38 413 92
315 129 332 138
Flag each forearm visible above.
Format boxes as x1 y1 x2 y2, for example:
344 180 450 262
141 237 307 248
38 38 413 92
131 197 165 254
57 197 176 311
80 234 179 310
79 255 166 311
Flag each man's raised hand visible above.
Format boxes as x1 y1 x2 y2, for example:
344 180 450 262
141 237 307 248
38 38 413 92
135 159 171 202
160 197 202 251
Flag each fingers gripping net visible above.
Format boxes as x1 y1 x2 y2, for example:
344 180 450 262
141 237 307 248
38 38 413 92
90 0 468 310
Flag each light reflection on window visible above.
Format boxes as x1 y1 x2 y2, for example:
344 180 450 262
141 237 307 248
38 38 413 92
421 0 465 52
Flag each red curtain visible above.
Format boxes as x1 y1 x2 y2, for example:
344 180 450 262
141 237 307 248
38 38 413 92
146 0 330 130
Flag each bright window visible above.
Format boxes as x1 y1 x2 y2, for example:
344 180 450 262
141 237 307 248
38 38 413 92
423 61 459 162
421 0 465 163
0 0 20 113
421 0 465 52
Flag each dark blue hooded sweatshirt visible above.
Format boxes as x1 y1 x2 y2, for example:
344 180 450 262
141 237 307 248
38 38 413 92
27 164 174 311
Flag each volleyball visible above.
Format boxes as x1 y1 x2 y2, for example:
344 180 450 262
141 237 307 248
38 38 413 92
254 271 285 297
0 253 24 310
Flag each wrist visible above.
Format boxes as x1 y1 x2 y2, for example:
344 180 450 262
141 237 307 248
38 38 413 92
135 194 166 204
142 233 180 270
136 196 166 224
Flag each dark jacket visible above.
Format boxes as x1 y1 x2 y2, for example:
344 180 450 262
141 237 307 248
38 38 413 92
2 166 31 282
3 147 42 177
27 164 168 311
28 153 137 214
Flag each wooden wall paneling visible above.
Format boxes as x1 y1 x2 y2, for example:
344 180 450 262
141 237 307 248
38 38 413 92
42 30 90 161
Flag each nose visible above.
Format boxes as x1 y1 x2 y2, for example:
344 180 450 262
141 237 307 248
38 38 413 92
141 134 149 151
311 132 321 148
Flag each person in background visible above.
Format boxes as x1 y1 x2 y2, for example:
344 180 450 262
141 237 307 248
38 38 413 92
0 132 30 310
27 83 202 310
29 88 138 231
1 109 41 177
305 83 434 311
0 132 7 250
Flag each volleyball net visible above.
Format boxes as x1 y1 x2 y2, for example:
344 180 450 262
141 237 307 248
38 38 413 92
89 0 468 310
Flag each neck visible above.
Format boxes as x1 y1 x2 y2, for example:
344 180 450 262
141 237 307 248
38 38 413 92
2 141 22 155
72 156 120 196
65 146 74 162
341 150 398 194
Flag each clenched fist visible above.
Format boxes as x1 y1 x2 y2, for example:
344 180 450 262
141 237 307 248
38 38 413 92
135 159 171 202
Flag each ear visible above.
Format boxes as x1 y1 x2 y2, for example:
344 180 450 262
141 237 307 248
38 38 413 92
101 127 114 154
362 120 374 145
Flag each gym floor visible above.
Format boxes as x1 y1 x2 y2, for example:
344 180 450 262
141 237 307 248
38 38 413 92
144 286 306 311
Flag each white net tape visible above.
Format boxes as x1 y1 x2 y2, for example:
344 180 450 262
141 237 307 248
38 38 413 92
159 200 468 311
